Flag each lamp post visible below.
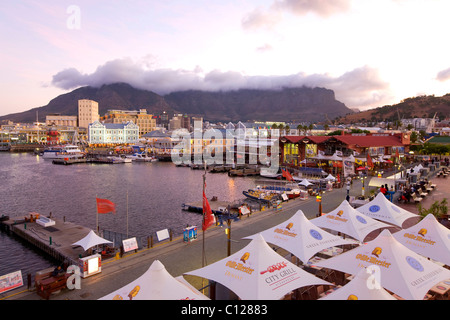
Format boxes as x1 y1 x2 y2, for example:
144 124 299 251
316 194 322 217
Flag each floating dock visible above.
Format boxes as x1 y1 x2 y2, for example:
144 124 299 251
1 216 93 266
182 200 232 214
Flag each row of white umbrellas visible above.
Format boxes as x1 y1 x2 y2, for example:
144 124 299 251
92 191 450 300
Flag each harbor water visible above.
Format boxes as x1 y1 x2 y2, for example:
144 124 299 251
0 152 258 278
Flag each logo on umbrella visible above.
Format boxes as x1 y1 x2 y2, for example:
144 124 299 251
356 215 367 224
286 222 294 230
347 294 358 300
337 210 344 217
372 247 382 257
418 228 427 236
309 229 323 240
406 256 424 272
240 252 250 263
369 205 380 213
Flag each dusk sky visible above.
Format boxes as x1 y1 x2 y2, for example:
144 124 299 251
1 0 450 117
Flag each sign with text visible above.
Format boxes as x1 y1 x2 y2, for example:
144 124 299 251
0 270 23 294
122 237 138 252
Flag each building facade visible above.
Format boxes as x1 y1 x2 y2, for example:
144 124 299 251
46 114 78 127
88 120 139 145
78 99 99 129
101 109 156 137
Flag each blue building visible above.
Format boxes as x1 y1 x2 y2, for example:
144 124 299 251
88 120 139 145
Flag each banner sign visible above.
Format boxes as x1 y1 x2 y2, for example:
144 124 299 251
0 270 23 294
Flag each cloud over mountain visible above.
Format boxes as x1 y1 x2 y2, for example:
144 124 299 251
51 58 390 110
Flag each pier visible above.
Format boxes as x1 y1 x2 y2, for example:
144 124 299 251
1 216 93 266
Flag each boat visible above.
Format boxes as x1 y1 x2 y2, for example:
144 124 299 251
107 156 132 164
126 152 158 162
242 189 280 202
259 167 281 179
42 145 85 160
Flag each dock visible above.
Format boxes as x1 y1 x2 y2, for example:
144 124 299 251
1 216 93 266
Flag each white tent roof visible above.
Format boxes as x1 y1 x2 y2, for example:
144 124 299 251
356 192 419 227
298 179 313 187
311 200 393 242
72 230 113 251
99 260 209 300
393 214 450 266
320 268 397 300
185 234 331 300
324 174 336 181
315 229 450 300
243 210 355 263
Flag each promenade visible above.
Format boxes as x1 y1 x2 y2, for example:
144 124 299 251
2 170 447 301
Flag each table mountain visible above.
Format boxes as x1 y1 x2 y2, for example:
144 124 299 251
0 83 353 123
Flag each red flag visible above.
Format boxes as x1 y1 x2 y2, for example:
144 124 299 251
367 154 374 169
395 148 399 158
202 191 215 231
282 169 293 181
96 197 116 214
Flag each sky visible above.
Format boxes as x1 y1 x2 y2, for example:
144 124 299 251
1 0 450 117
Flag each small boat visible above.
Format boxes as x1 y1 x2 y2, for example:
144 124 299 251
107 156 132 164
126 153 158 162
242 189 280 202
259 167 282 179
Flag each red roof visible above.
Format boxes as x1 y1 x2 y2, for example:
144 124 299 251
282 134 405 147
333 135 404 147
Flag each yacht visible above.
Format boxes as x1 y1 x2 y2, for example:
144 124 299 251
42 145 85 160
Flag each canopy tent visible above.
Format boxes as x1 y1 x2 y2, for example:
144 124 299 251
311 200 393 242
320 268 397 300
324 174 336 181
243 210 355 263
393 214 450 266
185 234 332 300
356 192 419 228
72 230 113 251
298 179 313 187
343 154 356 163
99 260 209 300
315 229 450 300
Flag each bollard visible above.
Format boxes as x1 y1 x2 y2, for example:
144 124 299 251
49 236 52 245
150 235 153 248
27 273 31 290
169 230 173 242
24 223 26 230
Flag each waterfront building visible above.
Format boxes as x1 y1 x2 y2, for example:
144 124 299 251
46 114 78 127
88 120 139 146
78 99 99 129
101 109 156 137
280 132 411 167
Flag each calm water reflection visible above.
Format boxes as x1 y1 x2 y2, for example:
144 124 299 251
0 152 257 277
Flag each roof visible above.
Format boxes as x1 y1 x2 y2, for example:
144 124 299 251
281 134 406 147
427 136 450 144
142 130 170 138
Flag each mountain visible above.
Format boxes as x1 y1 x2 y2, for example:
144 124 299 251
0 83 353 123
337 94 450 124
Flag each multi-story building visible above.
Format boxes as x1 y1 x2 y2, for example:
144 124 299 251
101 109 156 137
78 99 99 129
88 120 139 146
46 114 78 127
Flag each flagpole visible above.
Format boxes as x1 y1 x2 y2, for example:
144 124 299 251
96 194 98 234
202 160 206 268
126 190 129 237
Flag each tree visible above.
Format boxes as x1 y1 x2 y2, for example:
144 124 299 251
417 199 448 220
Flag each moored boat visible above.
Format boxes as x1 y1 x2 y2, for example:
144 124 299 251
42 144 85 160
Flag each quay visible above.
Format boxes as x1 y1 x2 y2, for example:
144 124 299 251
1 216 91 267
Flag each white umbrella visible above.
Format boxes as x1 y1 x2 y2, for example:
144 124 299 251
298 179 313 187
311 200 392 243
315 229 450 300
243 210 355 263
72 230 113 251
99 260 209 300
393 214 450 266
320 268 397 300
185 234 331 300
357 192 419 228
